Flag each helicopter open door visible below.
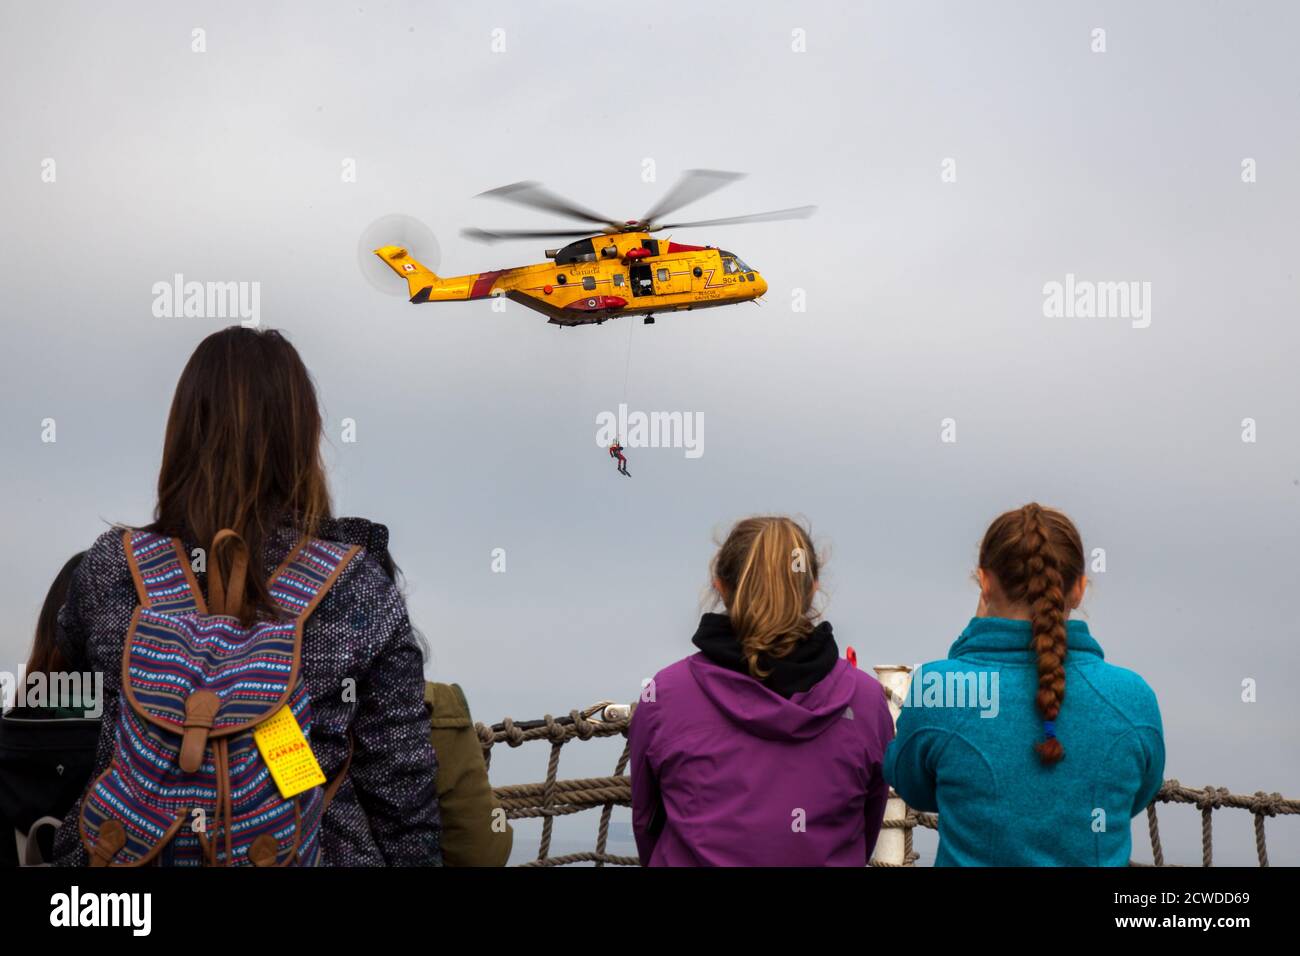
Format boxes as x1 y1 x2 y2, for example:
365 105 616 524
630 262 655 297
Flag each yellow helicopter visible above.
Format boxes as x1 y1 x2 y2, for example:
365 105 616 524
374 170 814 326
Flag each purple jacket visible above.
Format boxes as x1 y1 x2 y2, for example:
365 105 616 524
629 652 895 866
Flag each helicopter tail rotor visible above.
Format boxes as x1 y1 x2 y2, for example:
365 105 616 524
358 213 442 296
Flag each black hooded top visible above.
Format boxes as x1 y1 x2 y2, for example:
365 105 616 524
690 612 840 699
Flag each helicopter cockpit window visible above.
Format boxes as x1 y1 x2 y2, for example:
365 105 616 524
718 249 753 275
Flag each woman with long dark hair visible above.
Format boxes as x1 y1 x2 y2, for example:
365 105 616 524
52 327 441 865
24 552 85 683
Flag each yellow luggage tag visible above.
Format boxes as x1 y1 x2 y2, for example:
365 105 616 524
253 706 326 799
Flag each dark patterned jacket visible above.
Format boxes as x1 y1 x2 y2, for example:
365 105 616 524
51 517 442 866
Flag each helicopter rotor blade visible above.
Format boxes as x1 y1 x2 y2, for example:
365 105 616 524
653 205 818 231
475 181 623 231
461 226 613 244
638 169 746 227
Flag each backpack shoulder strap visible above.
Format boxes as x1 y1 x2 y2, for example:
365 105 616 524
266 537 360 623
122 530 206 614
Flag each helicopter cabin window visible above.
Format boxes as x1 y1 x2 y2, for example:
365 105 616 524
582 276 596 291
656 268 670 282
613 274 625 287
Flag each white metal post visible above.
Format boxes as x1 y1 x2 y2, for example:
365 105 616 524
870 664 915 866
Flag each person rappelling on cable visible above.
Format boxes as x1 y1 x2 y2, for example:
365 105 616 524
609 438 630 477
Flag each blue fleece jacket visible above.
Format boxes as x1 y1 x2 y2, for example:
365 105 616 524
884 617 1164 866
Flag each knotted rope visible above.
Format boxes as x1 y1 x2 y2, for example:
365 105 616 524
1142 781 1299 868
478 707 635 867
480 707 1299 867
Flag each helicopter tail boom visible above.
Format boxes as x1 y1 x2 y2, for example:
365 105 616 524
373 245 445 301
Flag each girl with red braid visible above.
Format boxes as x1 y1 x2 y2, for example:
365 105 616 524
884 503 1165 865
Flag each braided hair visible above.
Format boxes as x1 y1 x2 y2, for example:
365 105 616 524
978 503 1084 766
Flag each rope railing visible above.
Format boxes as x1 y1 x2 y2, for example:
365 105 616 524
479 703 1299 867
1140 781 1300 867
477 704 637 867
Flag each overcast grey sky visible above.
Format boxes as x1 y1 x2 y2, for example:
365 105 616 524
2 0 1297 864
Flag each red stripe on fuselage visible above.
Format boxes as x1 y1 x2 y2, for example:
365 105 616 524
469 270 507 298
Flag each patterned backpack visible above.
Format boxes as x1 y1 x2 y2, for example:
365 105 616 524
79 529 358 866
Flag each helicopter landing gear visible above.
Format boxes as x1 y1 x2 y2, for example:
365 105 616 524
644 315 655 325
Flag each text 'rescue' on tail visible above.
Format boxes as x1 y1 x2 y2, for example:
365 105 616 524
374 246 440 302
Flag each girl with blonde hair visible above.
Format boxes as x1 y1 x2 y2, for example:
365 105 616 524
629 516 895 866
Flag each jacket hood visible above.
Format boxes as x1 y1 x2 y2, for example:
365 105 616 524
688 653 859 742
690 612 839 699
291 516 398 581
317 516 392 559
